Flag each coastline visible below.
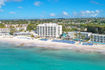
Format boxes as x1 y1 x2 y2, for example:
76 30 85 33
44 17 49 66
0 37 105 54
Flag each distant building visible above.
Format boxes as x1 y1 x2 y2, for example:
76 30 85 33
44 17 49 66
78 32 92 39
15 27 27 31
36 23 62 38
91 34 105 43
0 28 10 36
68 31 92 39
13 31 38 37
13 32 31 36
0 28 10 33
0 21 2 24
68 31 105 43
5 24 28 31
68 32 77 39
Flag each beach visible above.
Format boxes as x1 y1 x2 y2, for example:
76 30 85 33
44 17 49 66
0 37 105 54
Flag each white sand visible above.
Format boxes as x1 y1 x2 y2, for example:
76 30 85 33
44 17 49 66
0 37 105 54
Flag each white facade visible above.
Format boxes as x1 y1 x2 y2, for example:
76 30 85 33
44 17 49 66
13 32 31 36
78 32 92 39
68 31 105 43
15 27 27 31
0 28 10 36
0 33 10 36
13 31 38 37
68 32 77 39
5 24 28 31
36 23 62 38
0 28 10 33
91 34 105 43
68 31 92 39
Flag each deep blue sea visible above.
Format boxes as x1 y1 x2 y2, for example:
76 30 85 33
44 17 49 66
0 42 105 70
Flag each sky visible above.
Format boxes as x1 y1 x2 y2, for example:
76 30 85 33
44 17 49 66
0 0 105 19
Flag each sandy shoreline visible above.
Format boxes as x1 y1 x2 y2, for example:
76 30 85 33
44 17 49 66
0 37 105 54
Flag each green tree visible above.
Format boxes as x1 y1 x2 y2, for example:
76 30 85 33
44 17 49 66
0 24 5 28
27 24 38 31
10 28 16 35
31 34 34 38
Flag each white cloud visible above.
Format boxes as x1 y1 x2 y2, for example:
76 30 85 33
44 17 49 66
48 0 59 2
81 10 100 14
96 10 100 13
0 0 5 8
80 10 101 17
14 0 22 2
91 11 95 13
0 0 22 8
9 11 16 14
91 14 98 17
6 0 22 2
63 11 69 16
81 10 91 14
18 6 22 8
85 10 91 14
0 9 4 12
90 0 104 5
50 13 55 17
34 1 41 6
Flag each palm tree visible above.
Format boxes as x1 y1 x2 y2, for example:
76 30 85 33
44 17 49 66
81 34 85 42
90 35 94 42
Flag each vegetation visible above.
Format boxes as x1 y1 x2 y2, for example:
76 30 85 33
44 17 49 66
31 34 34 38
0 24 5 28
10 28 16 35
1 18 105 34
27 23 38 31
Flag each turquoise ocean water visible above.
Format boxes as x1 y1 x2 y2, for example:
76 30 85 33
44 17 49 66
0 42 105 70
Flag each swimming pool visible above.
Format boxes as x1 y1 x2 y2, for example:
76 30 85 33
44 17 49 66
52 40 75 44
40 39 48 41
82 42 93 46
91 42 105 45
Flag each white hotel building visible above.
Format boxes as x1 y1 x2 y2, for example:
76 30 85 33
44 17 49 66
36 23 62 38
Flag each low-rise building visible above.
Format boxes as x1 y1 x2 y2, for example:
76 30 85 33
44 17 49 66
15 27 27 31
0 28 10 33
5 24 28 31
68 32 77 39
68 31 105 43
13 31 38 37
68 31 92 39
91 34 105 43
13 32 31 36
0 28 10 37
78 32 92 39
